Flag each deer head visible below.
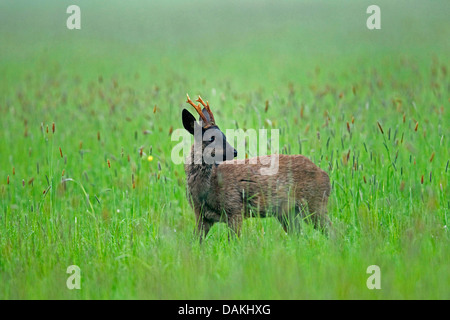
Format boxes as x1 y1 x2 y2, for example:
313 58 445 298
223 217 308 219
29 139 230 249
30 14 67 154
182 94 237 165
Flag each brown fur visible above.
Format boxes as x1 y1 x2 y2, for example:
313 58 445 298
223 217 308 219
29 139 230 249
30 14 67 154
182 95 332 239
185 147 333 238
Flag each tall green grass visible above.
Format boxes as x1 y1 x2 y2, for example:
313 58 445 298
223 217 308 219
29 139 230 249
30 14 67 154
0 0 448 299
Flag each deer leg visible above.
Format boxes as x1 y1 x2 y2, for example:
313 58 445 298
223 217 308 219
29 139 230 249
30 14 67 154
276 214 291 233
277 216 289 233
227 213 243 238
197 218 213 239
311 211 332 232
277 201 303 234
194 209 213 241
309 198 335 237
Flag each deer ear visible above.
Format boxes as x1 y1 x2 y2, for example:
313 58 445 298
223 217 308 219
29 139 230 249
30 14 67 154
201 107 212 124
182 108 196 135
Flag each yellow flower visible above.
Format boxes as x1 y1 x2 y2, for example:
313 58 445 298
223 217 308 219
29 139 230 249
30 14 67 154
147 155 154 162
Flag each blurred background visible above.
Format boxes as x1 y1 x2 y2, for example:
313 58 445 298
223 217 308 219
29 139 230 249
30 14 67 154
0 0 449 299
1 0 449 88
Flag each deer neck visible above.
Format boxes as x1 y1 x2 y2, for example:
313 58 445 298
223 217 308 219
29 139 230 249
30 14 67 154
185 147 215 188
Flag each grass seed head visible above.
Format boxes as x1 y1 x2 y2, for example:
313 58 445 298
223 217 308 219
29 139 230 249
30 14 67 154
429 152 435 162
377 121 384 134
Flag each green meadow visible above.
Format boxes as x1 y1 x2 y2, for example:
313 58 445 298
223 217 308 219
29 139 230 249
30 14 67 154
0 0 448 299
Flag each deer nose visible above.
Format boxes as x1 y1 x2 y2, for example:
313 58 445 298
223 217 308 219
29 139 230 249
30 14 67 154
234 149 238 157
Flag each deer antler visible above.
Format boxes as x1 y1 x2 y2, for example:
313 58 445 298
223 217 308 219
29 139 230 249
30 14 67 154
196 96 215 124
186 94 209 124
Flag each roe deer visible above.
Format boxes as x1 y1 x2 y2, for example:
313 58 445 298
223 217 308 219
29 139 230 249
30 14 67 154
182 94 333 239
